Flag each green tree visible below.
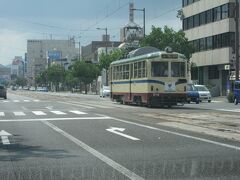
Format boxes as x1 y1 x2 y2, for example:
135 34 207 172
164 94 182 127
72 61 100 94
99 49 125 71
47 64 65 91
141 26 194 59
15 77 27 87
64 69 79 90
35 70 48 86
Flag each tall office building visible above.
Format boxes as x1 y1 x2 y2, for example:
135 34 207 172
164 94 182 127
26 38 78 85
182 0 237 96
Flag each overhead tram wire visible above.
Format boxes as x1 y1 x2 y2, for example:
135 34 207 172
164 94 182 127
148 6 181 23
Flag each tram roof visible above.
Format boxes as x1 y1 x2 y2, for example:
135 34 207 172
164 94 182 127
111 51 187 65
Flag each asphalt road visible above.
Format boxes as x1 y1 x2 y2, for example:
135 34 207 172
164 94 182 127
1 91 240 180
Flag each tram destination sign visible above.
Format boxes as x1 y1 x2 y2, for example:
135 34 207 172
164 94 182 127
161 54 178 59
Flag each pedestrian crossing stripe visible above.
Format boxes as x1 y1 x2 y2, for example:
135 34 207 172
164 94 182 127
51 111 67 115
1 100 40 103
13 112 26 116
70 110 87 115
32 111 47 115
0 110 88 117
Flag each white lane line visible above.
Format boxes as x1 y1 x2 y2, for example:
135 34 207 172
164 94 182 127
0 112 5 116
42 121 144 180
33 100 40 102
32 111 47 116
13 112 26 116
3 100 9 103
69 111 87 115
95 114 240 151
23 100 30 102
50 111 66 115
0 116 111 122
13 100 20 102
216 109 240 113
58 101 95 109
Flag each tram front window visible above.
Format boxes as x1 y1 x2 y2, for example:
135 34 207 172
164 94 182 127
151 62 168 77
171 62 185 77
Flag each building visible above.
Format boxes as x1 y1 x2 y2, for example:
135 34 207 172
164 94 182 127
81 35 121 63
182 0 237 96
120 2 144 44
26 38 78 84
11 56 24 77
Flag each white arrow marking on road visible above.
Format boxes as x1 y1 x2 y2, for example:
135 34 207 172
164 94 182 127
0 130 12 145
106 127 140 141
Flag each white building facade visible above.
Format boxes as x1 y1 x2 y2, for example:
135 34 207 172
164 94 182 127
182 0 237 96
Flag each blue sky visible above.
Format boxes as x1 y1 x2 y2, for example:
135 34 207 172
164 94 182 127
0 0 181 65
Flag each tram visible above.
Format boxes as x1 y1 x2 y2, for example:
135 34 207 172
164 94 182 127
109 47 188 107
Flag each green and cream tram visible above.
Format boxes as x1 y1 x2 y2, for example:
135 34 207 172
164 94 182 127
109 47 188 107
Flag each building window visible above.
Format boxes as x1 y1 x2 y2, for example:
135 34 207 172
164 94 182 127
221 4 229 19
183 0 188 7
193 40 200 53
188 16 194 29
208 66 219 79
194 14 200 27
183 18 188 30
213 6 221 21
190 32 235 53
199 12 206 26
206 9 213 24
206 37 213 50
199 38 206 51
213 34 222 49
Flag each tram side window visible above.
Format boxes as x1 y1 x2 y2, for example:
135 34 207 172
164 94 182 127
151 62 168 77
171 62 185 77
133 61 146 78
122 64 130 79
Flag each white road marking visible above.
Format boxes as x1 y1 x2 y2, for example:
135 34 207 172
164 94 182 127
42 121 144 180
23 100 30 102
32 111 47 116
3 100 9 103
13 100 20 102
69 110 87 115
95 114 240 151
0 116 111 122
13 112 26 116
58 101 94 109
106 127 140 141
0 112 4 116
46 106 53 110
0 130 12 145
216 109 240 113
50 111 66 115
33 100 40 102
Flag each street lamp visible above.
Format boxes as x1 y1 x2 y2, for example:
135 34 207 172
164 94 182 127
131 8 145 37
96 27 108 54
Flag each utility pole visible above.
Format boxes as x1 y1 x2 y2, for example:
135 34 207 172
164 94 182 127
235 0 239 80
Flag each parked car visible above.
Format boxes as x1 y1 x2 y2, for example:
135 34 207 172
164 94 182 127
0 85 7 99
186 84 199 104
233 80 240 105
100 86 110 97
195 85 212 103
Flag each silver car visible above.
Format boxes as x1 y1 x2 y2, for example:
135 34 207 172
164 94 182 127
195 85 212 103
